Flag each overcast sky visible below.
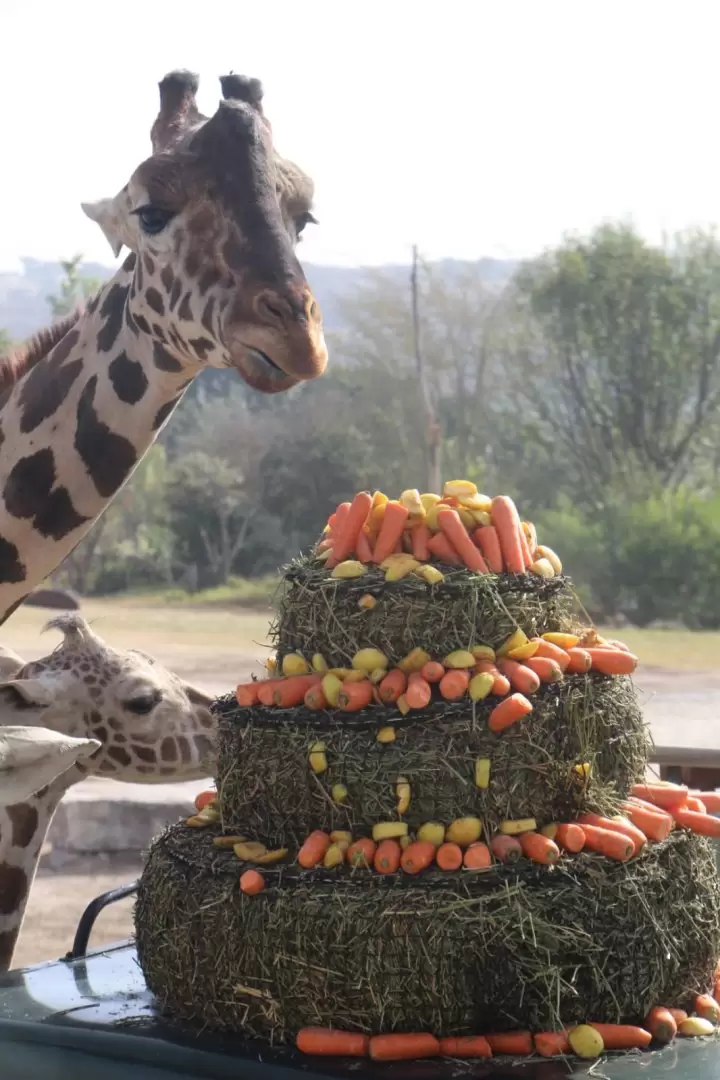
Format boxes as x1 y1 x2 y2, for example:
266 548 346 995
3 0 720 271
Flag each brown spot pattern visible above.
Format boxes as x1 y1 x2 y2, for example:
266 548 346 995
97 284 130 353
145 287 165 315
0 865 28 916
108 351 149 405
6 804 39 848
75 376 137 497
152 342 183 373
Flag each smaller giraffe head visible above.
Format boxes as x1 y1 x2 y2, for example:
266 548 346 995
81 70 327 395
0 726 100 804
0 615 215 782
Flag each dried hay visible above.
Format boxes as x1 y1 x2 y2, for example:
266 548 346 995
136 825 720 1041
213 675 650 847
271 558 578 668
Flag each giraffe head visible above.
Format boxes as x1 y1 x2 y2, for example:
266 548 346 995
0 615 215 782
81 70 327 395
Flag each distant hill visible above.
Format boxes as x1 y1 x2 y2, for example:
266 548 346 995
0 256 518 342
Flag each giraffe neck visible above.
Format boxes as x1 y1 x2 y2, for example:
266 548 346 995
0 775 70 971
0 257 196 624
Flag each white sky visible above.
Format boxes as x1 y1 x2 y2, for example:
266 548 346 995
3 0 720 271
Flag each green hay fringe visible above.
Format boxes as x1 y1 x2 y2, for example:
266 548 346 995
135 825 720 1040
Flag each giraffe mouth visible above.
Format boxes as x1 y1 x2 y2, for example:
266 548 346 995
233 346 300 395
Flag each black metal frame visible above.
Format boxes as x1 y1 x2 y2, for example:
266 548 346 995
64 881 139 962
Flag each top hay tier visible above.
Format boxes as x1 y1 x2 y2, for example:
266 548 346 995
272 558 577 669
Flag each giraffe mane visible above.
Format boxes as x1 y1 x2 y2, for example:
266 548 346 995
0 306 86 396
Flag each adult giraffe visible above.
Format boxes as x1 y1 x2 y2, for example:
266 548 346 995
0 613 218 971
0 69 327 624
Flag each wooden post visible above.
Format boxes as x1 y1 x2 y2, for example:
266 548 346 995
410 245 441 493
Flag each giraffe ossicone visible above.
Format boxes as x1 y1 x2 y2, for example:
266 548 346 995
0 614 219 971
0 67 327 625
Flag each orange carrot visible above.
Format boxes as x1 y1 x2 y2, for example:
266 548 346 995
239 869 265 895
534 639 570 672
297 1027 369 1057
347 838 376 868
622 801 672 842
327 502 350 539
519 832 560 865
534 1031 571 1057
566 647 592 674
473 525 504 573
695 994 720 1023
405 676 432 709
691 791 720 813
372 501 410 564
401 840 436 874
645 1006 677 1043
489 693 533 734
475 660 511 696
369 1033 440 1061
338 680 374 711
518 524 534 568
236 682 260 707
378 669 408 704
304 684 328 710
631 783 689 809
439 1035 492 1058
411 524 431 561
578 813 646 852
327 491 373 566
436 842 463 870
427 531 463 566
588 1024 651 1050
374 839 402 874
580 823 634 861
490 834 523 863
586 648 638 676
298 830 331 869
194 789 217 812
490 496 526 574
463 841 492 869
437 508 489 573
439 669 471 701
421 661 446 683
496 658 541 695
272 674 321 707
668 1008 688 1024
553 823 586 853
524 656 564 683
683 796 707 813
257 678 283 705
673 808 720 837
355 528 374 563
485 1031 533 1056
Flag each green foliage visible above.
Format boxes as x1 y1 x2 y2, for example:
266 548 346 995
47 254 102 317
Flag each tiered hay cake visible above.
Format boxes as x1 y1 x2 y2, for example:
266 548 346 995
136 486 720 1060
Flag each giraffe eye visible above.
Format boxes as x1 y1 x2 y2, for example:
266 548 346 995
134 205 175 236
125 690 161 715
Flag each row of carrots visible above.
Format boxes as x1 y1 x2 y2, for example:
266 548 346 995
237 630 638 719
316 484 561 581
295 995 720 1061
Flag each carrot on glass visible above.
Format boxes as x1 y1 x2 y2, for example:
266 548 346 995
421 661 445 683
297 1027 369 1057
427 531 463 566
587 1024 651 1050
463 841 492 868
436 842 463 870
645 1006 677 1043
338 680 374 711
327 491 373 566
372 501 410 563
369 1034 440 1061
378 669 408 704
374 839 402 873
485 1031 533 1056
273 674 322 707
566 647 592 674
488 693 532 734
534 1031 570 1057
411 524 431 561
519 832 560 865
489 496 526 574
490 834 522 863
437 508 489 573
580 824 634 861
439 669 471 701
496 658 541 695
472 525 504 573
439 1036 492 1058
236 682 260 707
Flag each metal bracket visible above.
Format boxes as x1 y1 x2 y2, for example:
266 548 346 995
63 881 139 962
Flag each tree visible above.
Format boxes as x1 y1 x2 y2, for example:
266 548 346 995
47 255 102 317
0 329 11 354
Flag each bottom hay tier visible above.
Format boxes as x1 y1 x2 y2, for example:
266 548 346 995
137 825 720 1040
135 485 720 1061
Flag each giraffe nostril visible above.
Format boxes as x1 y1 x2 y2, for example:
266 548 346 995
309 299 318 321
254 291 294 329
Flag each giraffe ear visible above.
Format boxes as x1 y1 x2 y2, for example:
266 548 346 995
0 726 101 803
81 197 126 258
0 677 60 710
0 644 24 680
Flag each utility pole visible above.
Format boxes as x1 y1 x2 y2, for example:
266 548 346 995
410 245 441 493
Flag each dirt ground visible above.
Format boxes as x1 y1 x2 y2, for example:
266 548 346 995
8 600 720 968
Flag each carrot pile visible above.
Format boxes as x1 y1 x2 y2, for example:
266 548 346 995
295 990 720 1060
315 484 563 581
236 629 638 721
